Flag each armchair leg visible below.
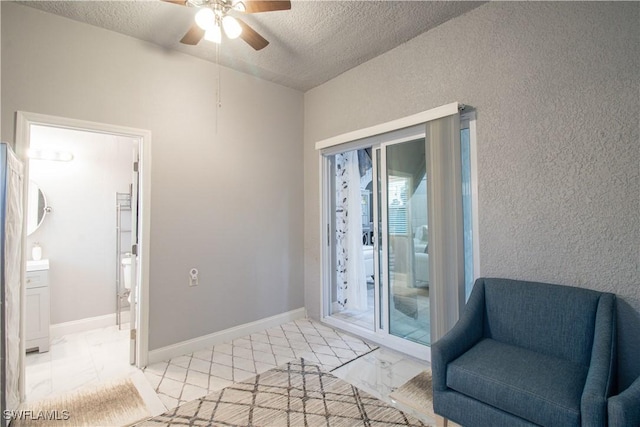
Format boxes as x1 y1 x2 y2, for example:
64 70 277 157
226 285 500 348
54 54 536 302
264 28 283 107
436 415 448 427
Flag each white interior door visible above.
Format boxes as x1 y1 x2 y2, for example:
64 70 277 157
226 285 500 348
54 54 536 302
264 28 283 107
2 146 24 417
129 147 139 365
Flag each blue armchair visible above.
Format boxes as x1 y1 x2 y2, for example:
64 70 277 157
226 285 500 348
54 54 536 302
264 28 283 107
432 278 616 427
608 376 640 427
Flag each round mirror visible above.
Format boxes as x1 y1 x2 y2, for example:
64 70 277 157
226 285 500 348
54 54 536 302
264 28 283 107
27 181 49 236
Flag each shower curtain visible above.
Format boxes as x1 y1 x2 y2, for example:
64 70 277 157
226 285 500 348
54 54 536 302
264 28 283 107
0 143 24 417
335 151 367 311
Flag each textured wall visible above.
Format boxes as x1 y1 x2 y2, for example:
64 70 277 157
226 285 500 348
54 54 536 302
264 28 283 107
3 2 304 350
304 2 639 387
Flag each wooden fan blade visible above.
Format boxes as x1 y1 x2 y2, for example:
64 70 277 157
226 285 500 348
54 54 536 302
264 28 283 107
243 1 291 13
237 18 269 50
180 23 205 45
161 0 187 5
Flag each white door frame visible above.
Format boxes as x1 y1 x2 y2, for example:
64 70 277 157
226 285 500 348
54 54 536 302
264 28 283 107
14 111 152 400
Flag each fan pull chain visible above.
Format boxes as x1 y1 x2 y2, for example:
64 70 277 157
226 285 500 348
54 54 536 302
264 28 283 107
214 42 221 134
216 42 222 109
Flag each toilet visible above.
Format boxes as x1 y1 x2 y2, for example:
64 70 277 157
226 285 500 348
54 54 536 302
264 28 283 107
121 255 133 303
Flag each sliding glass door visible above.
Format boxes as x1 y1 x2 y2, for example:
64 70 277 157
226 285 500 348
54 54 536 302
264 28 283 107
321 109 477 360
325 130 433 355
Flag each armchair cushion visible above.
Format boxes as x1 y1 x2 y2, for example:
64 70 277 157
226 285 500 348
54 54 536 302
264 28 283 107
447 339 588 427
482 278 602 366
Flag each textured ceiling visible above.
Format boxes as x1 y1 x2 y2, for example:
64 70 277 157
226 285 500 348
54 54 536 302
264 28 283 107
18 1 484 91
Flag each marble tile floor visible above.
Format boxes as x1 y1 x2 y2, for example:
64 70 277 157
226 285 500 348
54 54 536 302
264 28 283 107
25 318 432 425
332 346 435 424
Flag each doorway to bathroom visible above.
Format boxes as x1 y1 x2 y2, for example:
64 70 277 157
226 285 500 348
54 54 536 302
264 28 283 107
15 112 151 403
319 104 478 360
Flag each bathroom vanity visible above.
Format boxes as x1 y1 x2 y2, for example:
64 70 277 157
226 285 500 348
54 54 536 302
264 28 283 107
26 259 50 352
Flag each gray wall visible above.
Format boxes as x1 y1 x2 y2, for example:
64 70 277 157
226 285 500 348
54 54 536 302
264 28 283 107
304 2 639 387
2 2 304 350
27 125 135 324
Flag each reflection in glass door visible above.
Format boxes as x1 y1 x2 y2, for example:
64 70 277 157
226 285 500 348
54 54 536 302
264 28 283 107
383 139 430 346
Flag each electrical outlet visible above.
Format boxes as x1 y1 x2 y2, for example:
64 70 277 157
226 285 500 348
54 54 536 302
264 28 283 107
189 268 199 286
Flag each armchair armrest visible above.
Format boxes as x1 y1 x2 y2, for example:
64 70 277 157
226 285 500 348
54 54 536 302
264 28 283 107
609 376 640 427
431 279 485 391
581 293 616 427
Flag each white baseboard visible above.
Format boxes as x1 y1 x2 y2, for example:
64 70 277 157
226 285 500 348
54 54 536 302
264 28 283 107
147 308 306 365
50 311 130 338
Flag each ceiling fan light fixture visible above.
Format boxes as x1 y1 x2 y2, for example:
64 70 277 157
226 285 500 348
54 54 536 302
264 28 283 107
195 7 215 30
231 0 246 12
204 23 222 43
172 0 290 49
222 15 242 39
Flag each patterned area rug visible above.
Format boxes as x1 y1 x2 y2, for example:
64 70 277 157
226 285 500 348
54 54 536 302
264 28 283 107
12 378 150 426
389 370 460 427
143 319 378 410
139 359 428 426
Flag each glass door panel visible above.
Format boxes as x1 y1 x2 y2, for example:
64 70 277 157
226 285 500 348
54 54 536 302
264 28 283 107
327 148 375 331
385 139 430 346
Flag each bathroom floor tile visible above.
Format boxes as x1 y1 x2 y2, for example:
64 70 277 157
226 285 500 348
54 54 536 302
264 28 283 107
24 323 165 417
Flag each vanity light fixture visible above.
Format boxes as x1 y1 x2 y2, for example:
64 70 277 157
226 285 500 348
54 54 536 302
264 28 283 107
28 149 74 162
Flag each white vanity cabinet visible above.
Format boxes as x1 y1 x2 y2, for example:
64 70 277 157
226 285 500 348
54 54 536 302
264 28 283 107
26 260 50 353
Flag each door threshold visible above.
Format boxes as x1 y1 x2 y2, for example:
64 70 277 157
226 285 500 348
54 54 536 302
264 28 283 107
321 316 430 362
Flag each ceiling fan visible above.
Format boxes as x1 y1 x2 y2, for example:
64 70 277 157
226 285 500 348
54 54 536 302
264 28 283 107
163 0 291 50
